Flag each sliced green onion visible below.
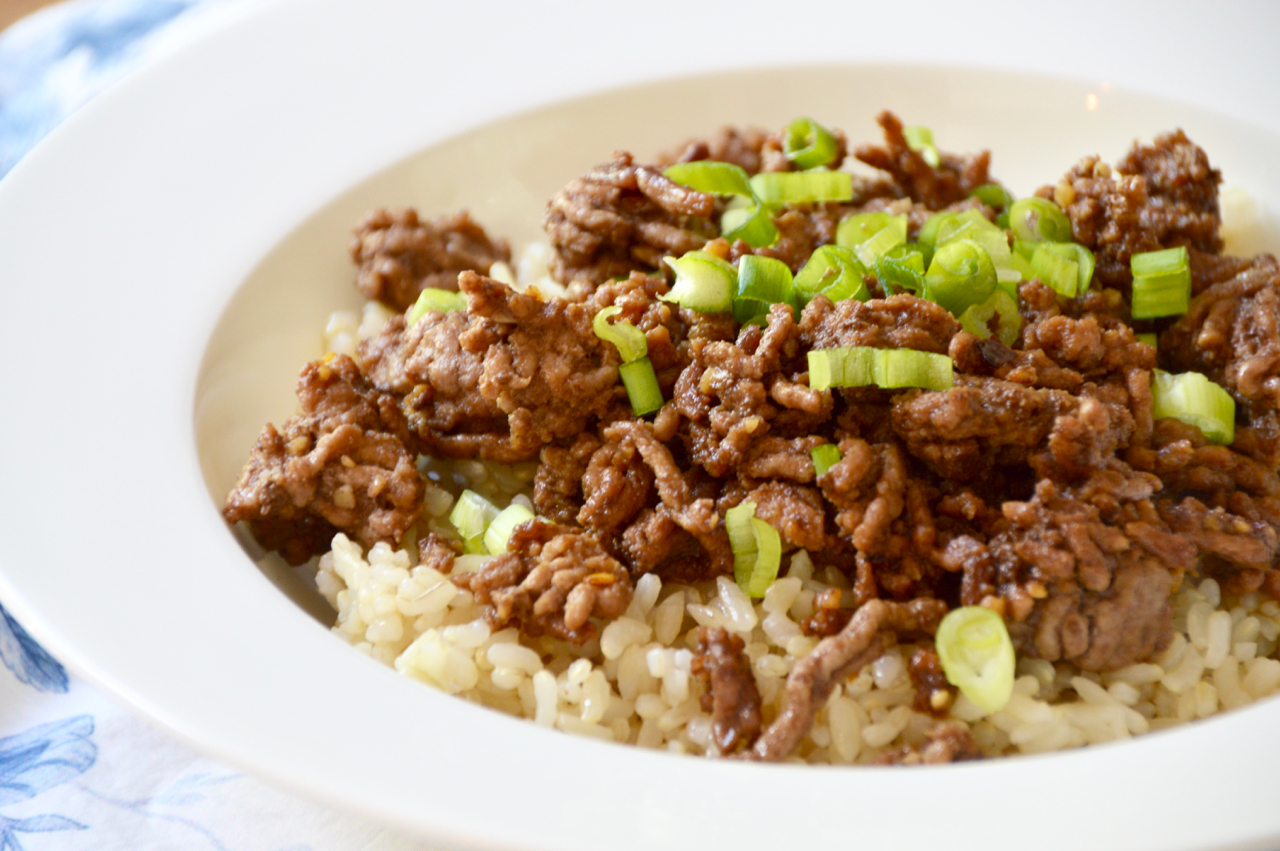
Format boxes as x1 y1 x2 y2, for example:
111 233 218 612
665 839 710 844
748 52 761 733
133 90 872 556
407 288 467 324
661 251 736 313
1131 246 1191 319
917 212 956 249
1151 369 1235 445
1039 242 1095 296
1008 197 1073 244
923 238 997 316
736 255 794 304
662 161 754 198
852 216 909 268
750 170 853 205
619 357 664 417
784 117 839 170
592 305 648 364
836 212 894 251
726 501 783 598
732 296 773 325
959 289 1021 347
807 346 954 392
1137 332 1158 349
1030 242 1081 299
450 489 499 555
793 245 869 306
968 183 1016 212
483 503 536 555
720 201 779 248
936 606 1015 714
810 443 842 477
903 125 940 168
875 244 927 296
932 209 1021 287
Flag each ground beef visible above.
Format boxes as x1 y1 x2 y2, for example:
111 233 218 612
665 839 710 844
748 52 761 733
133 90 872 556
545 152 718 286
659 126 774 175
749 597 948 761
1161 257 1280 417
360 270 627 461
691 627 763 754
799 293 960 354
995 467 1197 671
891 376 1070 481
874 722 981 765
457 519 632 643
854 110 993 210
672 303 815 477
533 433 601 524
223 355 423 565
907 645 956 716
1037 131 1222 292
350 208 511 311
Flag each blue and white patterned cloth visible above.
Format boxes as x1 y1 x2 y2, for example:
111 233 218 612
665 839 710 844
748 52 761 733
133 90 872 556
0 3 429 847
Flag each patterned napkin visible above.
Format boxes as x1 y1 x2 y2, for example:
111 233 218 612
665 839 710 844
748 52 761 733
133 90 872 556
0 2 432 847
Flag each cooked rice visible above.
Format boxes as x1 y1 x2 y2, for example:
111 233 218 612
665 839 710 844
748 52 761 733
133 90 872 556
312 510 1280 762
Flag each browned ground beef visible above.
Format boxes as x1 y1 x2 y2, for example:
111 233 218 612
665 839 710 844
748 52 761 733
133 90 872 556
223 355 423 565
691 626 763 753
225 113 1280 762
544 153 719 286
350 208 511 311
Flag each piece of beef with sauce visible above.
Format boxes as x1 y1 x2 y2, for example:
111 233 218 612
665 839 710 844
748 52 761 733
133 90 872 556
544 152 718 286
359 270 632 462
223 354 424 566
1036 130 1222 293
455 518 633 643
350 208 511 311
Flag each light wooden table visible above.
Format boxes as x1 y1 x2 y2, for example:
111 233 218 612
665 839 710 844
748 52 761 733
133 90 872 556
1 0 64 34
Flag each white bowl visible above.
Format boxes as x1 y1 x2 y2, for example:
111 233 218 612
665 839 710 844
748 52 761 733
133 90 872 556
3 4 1280 850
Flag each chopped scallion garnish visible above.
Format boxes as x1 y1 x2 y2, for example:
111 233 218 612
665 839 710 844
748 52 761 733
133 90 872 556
1008 197 1073 244
483 503 536 555
807 347 954 392
662 161 754 198
749 170 853 205
661 251 736 313
736 255 794 304
1151 369 1235 445
1130 246 1191 319
903 125 940 168
726 501 783 598
936 606 1015 714
783 117 839 170
407 288 467 324
592 305 648 364
793 245 869 306
968 183 1016 212
959 289 1021 347
619 357 664 416
923 239 997 316
449 489 499 555
874 244 927 296
810 443 842 477
720 200 779 248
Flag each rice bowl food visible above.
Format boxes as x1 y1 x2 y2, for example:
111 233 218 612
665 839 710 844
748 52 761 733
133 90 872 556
222 111 1280 765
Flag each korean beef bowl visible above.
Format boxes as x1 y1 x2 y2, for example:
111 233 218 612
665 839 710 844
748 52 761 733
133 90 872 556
192 65 1280 850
